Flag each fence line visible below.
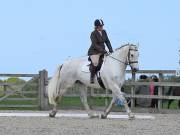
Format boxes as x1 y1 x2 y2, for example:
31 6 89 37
0 70 48 110
0 70 180 110
65 70 180 110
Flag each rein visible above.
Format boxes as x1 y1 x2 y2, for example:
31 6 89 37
108 55 128 65
107 48 138 65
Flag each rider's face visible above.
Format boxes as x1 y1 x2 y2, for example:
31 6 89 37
97 25 103 31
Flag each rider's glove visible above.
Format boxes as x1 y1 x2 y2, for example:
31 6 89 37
103 50 107 54
109 49 113 53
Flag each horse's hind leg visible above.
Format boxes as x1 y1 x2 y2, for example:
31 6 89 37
79 85 96 118
49 89 67 117
49 96 59 117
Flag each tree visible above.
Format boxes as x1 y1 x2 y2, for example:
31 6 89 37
5 77 26 84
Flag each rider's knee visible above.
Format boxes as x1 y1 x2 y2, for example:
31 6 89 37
93 62 99 66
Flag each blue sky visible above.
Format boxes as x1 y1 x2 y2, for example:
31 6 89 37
0 0 180 75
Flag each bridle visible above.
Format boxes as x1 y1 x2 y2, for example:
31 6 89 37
108 47 138 65
128 48 139 65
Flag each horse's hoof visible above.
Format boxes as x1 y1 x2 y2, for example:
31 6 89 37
128 114 135 120
49 111 57 118
100 114 107 119
49 113 55 118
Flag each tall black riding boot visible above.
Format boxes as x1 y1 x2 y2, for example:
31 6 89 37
90 65 97 84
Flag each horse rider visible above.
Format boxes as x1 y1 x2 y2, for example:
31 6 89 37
88 19 113 83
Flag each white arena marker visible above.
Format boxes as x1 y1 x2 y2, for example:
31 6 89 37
107 114 155 119
56 113 89 118
0 113 155 119
0 113 48 117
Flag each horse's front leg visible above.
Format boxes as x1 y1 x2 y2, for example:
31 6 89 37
122 96 135 119
111 84 135 120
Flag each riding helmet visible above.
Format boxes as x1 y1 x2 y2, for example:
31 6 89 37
94 19 104 27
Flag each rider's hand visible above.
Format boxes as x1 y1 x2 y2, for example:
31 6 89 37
104 53 109 56
109 50 113 53
103 50 107 54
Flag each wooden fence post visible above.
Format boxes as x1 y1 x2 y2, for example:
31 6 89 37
158 73 163 110
39 70 49 110
3 85 7 95
131 72 136 108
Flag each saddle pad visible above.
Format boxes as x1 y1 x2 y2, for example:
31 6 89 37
81 60 91 73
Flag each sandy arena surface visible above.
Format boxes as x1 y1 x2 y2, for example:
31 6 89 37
0 110 180 135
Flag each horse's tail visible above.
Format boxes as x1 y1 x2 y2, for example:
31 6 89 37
48 64 63 105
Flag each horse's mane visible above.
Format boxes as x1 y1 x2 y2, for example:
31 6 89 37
115 44 137 51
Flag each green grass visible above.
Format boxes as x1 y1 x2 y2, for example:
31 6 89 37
0 97 108 110
163 100 179 109
0 96 180 110
0 107 39 110
59 97 83 107
0 100 38 105
59 97 180 110
59 97 107 108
